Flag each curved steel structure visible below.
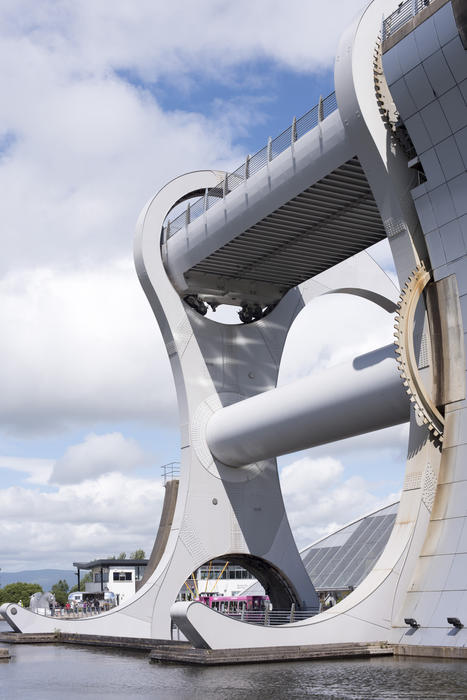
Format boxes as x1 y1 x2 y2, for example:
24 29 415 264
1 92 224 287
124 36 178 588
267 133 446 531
2 0 466 650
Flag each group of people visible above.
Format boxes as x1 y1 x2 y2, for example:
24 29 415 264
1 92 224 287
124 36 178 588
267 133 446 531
48 598 106 616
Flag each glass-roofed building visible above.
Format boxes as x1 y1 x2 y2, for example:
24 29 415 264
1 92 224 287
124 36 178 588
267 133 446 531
243 501 399 605
300 501 398 602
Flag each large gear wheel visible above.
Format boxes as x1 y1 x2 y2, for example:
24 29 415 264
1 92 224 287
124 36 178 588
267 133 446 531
394 262 444 441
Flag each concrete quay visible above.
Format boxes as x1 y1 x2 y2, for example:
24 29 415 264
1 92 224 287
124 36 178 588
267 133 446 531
149 642 393 666
1 631 467 667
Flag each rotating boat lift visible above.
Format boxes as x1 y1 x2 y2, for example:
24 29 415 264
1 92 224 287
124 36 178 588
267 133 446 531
2 0 466 648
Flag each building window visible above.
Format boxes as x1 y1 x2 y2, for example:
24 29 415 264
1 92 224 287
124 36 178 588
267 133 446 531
113 571 132 581
92 571 109 583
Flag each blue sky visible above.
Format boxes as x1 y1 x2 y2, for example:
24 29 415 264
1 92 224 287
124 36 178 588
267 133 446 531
0 0 406 571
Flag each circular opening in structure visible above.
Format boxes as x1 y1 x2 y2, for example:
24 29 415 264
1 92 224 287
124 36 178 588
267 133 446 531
175 554 310 615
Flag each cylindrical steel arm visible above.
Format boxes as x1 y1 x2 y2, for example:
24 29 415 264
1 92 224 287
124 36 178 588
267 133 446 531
206 344 409 467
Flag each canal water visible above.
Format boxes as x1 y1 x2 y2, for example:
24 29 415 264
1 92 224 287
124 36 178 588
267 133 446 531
1 622 467 699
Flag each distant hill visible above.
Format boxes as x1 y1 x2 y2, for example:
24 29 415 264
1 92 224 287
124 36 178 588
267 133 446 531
0 569 76 592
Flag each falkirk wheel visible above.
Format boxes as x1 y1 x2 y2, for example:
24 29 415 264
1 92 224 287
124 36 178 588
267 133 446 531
2 0 466 649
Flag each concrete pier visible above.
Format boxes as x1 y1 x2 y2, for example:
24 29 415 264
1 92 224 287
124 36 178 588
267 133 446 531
149 642 394 665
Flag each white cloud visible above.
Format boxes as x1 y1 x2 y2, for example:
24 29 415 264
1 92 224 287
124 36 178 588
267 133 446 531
0 455 54 485
50 432 151 484
0 0 406 572
1 1 368 83
281 456 400 549
0 261 177 434
0 472 164 570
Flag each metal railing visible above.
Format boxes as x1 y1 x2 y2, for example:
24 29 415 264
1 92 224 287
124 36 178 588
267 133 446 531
382 0 433 41
222 608 319 626
161 461 180 484
163 91 338 240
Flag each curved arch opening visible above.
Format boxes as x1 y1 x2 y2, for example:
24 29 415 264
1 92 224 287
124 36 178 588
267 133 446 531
177 554 309 612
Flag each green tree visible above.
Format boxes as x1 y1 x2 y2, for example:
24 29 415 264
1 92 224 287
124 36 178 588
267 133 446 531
69 571 92 594
118 552 127 560
51 579 69 606
130 549 145 560
0 582 43 607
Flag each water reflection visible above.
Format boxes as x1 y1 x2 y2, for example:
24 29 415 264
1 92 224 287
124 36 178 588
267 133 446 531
1 622 466 699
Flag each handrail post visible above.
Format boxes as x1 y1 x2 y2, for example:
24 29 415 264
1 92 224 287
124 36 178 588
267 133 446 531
166 219 171 240
244 154 250 180
185 202 191 227
264 607 269 626
291 116 297 144
267 136 272 162
204 188 208 212
290 603 295 623
318 96 324 122
223 172 228 198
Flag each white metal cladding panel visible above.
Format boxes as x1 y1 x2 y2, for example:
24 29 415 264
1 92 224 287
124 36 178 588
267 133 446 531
428 589 466 626
405 113 433 152
444 553 467 589
435 136 465 180
424 48 457 93
445 258 467 295
448 171 467 217
443 35 467 82
408 553 454 592
421 518 465 556
397 31 421 72
406 64 438 111
433 1 459 45
459 293 467 330
461 77 467 102
420 149 446 187
439 87 467 132
439 219 466 261
420 101 453 145
425 229 447 266
414 192 438 232
414 15 441 61
429 183 459 227
383 4 467 155
389 76 419 119
456 516 467 552
455 126 467 165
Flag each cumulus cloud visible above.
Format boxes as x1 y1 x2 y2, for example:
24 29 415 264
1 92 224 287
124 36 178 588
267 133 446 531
0 456 54 485
0 0 405 571
50 432 151 484
0 261 177 434
281 456 400 549
0 472 164 569
2 1 367 82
